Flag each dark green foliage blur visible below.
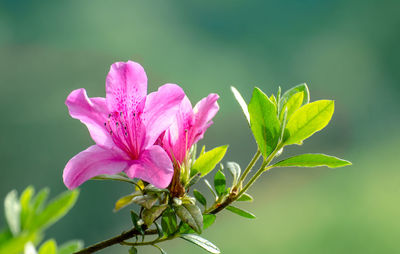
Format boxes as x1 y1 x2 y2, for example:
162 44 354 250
1 1 399 253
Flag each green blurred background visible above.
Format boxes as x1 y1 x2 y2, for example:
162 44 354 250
1 0 399 253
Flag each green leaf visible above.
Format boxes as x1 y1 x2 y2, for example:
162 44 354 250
236 193 253 202
180 234 220 254
179 223 194 234
279 108 288 143
30 190 79 231
38 239 57 254
226 162 241 186
153 244 167 254
285 100 334 145
130 210 144 235
204 180 217 198
192 145 228 177
280 92 304 122
0 233 38 254
161 208 177 236
0 229 12 245
186 173 201 188
200 145 206 156
32 188 50 214
203 214 216 230
231 86 250 124
273 153 352 168
20 186 35 230
142 205 168 226
248 87 281 158
174 204 203 234
213 170 226 197
270 94 277 106
58 240 84 254
131 194 158 209
154 222 164 238
114 192 140 212
143 185 169 194
226 206 256 219
92 174 139 187
279 83 310 114
4 190 21 236
193 189 207 207
129 246 138 254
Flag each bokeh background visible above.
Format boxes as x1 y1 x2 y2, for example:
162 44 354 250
1 0 399 253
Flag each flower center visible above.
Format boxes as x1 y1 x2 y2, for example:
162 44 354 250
104 111 144 159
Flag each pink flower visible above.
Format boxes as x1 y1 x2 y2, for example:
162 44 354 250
63 61 185 189
160 94 219 165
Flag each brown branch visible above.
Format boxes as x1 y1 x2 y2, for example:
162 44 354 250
74 228 157 254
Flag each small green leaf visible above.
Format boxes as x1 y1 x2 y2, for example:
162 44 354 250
32 188 50 214
285 100 334 145
187 173 201 188
0 232 37 254
192 146 228 177
179 223 194 234
231 86 250 125
114 192 140 212
30 190 79 231
204 180 217 198
273 153 352 168
237 193 253 202
144 185 169 194
20 186 35 230
92 174 139 187
200 145 206 156
280 92 304 122
129 246 138 254
130 210 144 235
142 205 168 226
248 87 281 158
279 83 310 114
214 170 226 197
193 189 207 207
174 204 203 234
0 229 12 245
38 239 57 254
203 214 216 230
226 162 241 186
226 206 256 219
270 94 277 106
131 194 158 209
180 234 220 254
153 244 167 254
4 190 21 236
161 208 177 236
154 222 164 238
58 240 84 254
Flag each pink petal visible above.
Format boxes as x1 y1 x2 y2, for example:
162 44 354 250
106 61 148 113
66 88 113 148
63 145 129 189
143 84 185 148
192 93 220 144
125 145 174 188
163 96 194 163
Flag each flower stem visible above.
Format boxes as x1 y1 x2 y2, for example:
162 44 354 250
207 145 281 215
238 149 261 186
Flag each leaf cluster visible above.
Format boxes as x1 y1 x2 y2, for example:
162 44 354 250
90 83 351 254
0 186 82 254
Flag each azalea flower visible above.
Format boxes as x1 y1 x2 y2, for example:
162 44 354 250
160 94 220 165
63 61 185 189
